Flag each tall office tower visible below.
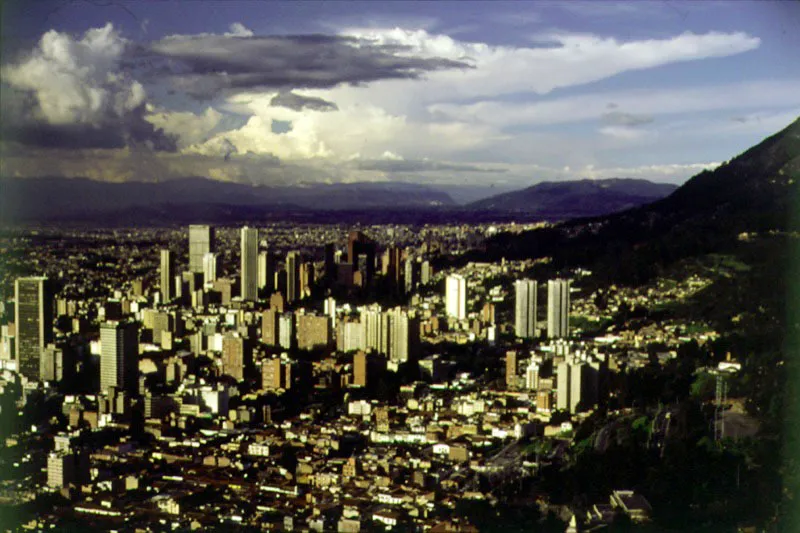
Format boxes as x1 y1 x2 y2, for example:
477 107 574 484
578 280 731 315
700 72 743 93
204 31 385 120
262 309 279 346
445 274 467 320
324 243 336 282
240 227 259 301
258 250 275 294
347 231 376 286
278 313 295 350
286 251 301 303
299 262 314 299
420 261 432 285
404 258 418 294
203 253 219 283
525 360 540 390
189 225 215 273
222 334 250 381
515 279 538 339
387 308 419 363
361 307 384 354
505 351 518 389
160 250 174 303
100 322 139 395
556 361 571 411
547 279 571 338
15 277 54 381
297 315 332 350
324 297 336 328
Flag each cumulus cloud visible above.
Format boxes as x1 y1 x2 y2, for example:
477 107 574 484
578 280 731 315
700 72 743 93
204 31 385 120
146 32 470 99
1 23 175 150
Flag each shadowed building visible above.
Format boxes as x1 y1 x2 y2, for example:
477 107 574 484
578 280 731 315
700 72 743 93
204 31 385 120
240 227 259 301
15 277 54 381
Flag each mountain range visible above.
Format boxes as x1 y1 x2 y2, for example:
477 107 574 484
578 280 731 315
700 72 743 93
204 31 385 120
467 178 677 217
478 116 800 284
0 175 678 225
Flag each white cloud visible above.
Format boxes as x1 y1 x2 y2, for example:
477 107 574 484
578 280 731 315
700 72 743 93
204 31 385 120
428 79 800 127
146 106 224 148
226 23 254 37
3 24 138 125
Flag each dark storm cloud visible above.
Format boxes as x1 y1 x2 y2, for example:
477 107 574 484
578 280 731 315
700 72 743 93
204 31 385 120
601 110 654 126
0 83 177 151
353 159 506 173
146 34 471 99
270 91 339 112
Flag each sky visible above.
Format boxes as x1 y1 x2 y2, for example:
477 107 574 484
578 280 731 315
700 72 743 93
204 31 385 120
1 0 798 188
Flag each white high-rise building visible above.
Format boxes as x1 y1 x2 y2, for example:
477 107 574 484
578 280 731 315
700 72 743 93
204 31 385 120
100 322 139 395
547 279 571 339
240 227 259 301
445 274 466 320
515 279 538 339
189 225 214 273
203 252 218 283
525 360 540 390
324 297 337 328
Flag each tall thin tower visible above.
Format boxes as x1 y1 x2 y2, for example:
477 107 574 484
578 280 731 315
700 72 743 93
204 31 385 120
286 251 301 303
240 227 259 301
160 249 174 302
445 274 466 320
189 225 214 273
514 279 537 339
14 277 53 380
547 279 570 339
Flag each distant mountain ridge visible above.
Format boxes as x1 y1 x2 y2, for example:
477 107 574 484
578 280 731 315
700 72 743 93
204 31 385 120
468 178 677 218
479 116 800 284
0 177 456 222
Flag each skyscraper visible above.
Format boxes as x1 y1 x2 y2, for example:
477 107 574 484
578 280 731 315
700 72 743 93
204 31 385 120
258 250 275 295
515 279 538 339
15 277 53 381
240 227 259 301
547 279 571 338
387 308 419 363
286 251 300 303
100 322 139 395
160 249 174 303
445 274 466 320
189 225 214 273
203 252 219 283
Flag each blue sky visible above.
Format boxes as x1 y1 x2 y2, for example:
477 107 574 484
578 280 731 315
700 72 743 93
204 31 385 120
1 0 798 187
